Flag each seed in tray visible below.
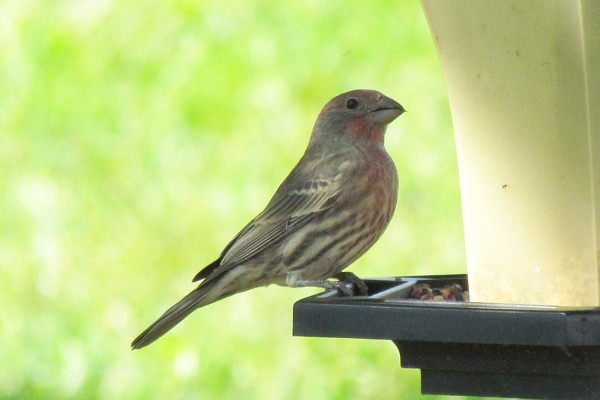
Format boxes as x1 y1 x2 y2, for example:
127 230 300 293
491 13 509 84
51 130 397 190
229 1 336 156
409 283 469 302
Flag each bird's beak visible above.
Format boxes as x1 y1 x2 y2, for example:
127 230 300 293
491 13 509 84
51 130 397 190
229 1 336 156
370 95 406 125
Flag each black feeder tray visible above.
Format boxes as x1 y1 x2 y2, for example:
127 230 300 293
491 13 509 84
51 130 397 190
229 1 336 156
293 274 600 399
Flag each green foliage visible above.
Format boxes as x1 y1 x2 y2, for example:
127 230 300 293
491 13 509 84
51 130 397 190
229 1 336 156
0 0 479 399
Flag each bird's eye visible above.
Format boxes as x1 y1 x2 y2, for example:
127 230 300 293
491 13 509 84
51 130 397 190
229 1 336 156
345 98 359 110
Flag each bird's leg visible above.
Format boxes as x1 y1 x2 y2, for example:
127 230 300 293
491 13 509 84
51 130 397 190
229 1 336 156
286 272 368 296
286 272 354 296
291 279 354 296
334 272 369 296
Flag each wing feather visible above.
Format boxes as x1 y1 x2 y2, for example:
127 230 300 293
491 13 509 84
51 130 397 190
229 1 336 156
197 173 343 286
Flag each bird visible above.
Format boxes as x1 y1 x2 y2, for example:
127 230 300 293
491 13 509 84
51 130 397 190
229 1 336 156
131 89 405 349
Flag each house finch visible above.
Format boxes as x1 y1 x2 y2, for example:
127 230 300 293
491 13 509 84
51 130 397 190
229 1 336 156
132 89 405 349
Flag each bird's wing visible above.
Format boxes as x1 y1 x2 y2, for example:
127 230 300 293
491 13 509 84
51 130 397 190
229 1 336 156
195 169 345 285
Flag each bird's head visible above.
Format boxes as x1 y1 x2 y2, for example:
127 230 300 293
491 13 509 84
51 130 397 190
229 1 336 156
309 89 405 147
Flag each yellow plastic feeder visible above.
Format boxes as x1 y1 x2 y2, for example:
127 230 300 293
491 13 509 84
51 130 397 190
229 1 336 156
422 0 600 306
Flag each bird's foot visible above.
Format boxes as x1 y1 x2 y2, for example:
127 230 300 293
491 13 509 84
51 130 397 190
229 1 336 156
291 279 353 296
333 272 369 296
291 272 368 296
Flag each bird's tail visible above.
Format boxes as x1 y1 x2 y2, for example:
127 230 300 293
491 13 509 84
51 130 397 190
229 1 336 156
131 281 220 350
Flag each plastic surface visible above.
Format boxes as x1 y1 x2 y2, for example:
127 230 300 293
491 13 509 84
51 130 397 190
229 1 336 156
421 0 600 306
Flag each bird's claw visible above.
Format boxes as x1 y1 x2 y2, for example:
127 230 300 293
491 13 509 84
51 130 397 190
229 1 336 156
331 281 355 296
289 273 368 296
334 272 369 296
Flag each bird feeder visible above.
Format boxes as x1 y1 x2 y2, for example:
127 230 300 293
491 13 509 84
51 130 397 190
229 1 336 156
423 0 600 306
293 1 600 398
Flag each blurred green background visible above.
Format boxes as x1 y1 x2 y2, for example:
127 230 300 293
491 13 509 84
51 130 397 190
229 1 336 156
0 0 490 398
